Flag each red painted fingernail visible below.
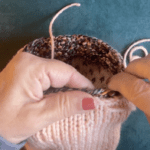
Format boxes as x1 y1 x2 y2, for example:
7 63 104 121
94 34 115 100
82 98 95 110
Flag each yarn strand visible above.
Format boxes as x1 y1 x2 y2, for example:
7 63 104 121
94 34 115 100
49 3 81 59
123 39 150 67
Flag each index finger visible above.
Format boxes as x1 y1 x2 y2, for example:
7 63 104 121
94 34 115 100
108 72 150 116
44 59 94 89
125 54 150 80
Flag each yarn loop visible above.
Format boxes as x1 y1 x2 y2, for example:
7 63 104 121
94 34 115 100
123 39 150 67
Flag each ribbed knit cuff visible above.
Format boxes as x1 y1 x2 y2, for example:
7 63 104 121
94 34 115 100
0 136 26 150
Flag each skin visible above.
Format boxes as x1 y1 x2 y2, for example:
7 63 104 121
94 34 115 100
0 49 149 145
0 50 95 144
108 54 150 124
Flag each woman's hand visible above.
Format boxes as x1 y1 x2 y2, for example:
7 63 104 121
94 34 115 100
0 49 95 144
108 54 150 124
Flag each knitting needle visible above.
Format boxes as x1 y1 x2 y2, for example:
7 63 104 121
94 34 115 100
101 89 111 95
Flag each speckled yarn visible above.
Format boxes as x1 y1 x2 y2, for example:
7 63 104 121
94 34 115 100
22 35 136 150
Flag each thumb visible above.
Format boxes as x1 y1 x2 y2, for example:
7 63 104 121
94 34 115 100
0 91 97 144
37 91 96 127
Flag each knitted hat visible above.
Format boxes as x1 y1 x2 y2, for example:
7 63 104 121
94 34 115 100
22 34 136 150
22 3 136 150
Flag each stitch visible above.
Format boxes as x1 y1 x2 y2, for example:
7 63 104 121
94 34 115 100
100 77 105 83
92 77 96 83
89 69 93 75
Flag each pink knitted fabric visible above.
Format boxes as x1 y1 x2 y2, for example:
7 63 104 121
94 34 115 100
25 96 135 150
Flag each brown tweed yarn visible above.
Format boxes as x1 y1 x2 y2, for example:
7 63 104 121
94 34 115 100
23 35 124 97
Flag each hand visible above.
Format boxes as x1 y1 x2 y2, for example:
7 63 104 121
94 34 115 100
108 54 150 124
0 49 96 144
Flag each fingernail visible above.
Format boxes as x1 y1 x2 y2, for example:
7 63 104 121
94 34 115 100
82 98 95 110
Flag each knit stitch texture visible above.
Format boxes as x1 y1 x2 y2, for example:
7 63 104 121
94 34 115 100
22 35 136 150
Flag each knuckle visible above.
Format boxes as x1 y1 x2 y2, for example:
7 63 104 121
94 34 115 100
58 92 71 118
129 78 149 101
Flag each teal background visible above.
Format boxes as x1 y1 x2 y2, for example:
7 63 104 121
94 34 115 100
0 0 150 149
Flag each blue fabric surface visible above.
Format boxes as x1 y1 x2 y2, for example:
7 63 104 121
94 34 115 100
0 136 26 150
0 0 150 149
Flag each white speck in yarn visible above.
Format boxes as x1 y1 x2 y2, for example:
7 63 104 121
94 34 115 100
49 3 81 59
123 39 150 67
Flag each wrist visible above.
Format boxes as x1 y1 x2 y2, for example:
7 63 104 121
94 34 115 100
0 136 26 149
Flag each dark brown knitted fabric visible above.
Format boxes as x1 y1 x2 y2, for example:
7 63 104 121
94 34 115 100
23 34 124 98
